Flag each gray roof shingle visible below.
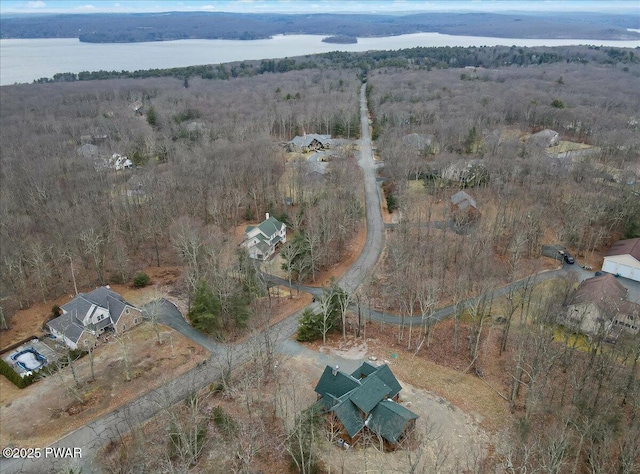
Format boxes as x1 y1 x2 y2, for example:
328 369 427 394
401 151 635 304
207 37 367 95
47 313 86 343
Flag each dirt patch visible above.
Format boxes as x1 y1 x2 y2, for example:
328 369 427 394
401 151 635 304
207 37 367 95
281 347 491 473
0 322 208 448
314 321 512 435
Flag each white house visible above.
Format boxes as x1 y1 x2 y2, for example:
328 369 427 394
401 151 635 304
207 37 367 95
242 213 287 261
602 238 640 282
110 153 133 171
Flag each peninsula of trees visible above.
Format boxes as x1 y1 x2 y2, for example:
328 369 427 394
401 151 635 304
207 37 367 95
322 35 358 44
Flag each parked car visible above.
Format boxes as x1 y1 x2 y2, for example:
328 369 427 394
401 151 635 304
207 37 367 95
558 249 574 264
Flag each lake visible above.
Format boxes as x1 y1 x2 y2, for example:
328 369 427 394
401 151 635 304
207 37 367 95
2 33 639 86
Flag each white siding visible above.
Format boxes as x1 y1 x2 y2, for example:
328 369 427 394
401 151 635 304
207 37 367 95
602 255 640 282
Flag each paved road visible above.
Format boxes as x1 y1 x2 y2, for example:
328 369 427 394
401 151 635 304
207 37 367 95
337 84 385 294
151 298 221 354
0 83 385 474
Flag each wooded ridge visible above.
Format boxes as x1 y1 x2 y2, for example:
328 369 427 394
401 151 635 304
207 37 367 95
1 11 639 43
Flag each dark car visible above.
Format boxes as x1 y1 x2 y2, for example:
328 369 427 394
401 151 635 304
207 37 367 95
564 254 575 264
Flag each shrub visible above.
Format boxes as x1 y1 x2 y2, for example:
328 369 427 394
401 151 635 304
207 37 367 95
296 308 324 342
51 304 62 318
133 272 150 288
0 357 34 389
386 193 398 213
212 406 238 436
551 98 565 109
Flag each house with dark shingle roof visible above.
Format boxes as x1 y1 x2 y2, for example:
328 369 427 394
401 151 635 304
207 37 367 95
565 274 640 337
47 286 142 349
450 190 479 223
287 134 332 153
242 213 287 261
314 362 418 448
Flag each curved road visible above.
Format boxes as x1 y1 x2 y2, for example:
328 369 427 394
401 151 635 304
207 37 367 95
0 83 384 474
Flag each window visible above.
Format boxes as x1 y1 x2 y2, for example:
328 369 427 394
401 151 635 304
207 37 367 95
125 308 130 315
134 318 138 324
122 324 126 331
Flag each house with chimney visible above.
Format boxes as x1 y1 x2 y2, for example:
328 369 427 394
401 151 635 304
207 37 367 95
47 286 142 349
242 213 287 261
314 362 418 449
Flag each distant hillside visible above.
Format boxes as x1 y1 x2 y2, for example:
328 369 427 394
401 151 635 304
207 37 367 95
1 11 639 43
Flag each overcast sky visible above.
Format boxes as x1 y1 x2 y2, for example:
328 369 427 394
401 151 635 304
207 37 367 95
1 0 639 15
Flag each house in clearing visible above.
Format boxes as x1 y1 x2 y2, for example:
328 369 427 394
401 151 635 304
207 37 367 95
314 362 418 448
450 190 479 222
47 286 143 349
564 274 639 337
529 129 560 148
287 134 332 153
242 213 287 261
602 238 640 282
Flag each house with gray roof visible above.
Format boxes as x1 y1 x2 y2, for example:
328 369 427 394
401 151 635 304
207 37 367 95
529 129 560 148
287 134 332 153
314 362 418 448
242 213 287 261
450 190 479 223
47 286 142 349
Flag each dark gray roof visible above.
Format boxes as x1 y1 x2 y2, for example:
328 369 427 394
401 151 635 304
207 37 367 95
107 295 127 324
257 216 284 237
61 297 92 325
290 134 331 148
315 364 417 443
368 400 419 444
83 286 127 308
451 190 477 210
351 361 379 379
47 313 86 343
369 364 402 399
331 397 365 438
349 375 391 414
53 287 135 342
314 366 361 399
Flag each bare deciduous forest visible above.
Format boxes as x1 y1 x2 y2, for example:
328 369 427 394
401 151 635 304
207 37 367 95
0 70 361 325
1 44 640 473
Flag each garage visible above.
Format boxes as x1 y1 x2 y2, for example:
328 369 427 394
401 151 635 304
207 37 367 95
602 238 640 282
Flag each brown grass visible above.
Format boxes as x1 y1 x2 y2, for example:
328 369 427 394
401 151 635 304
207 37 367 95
0 322 208 448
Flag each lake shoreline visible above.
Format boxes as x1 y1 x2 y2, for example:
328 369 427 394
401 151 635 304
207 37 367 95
2 33 639 86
